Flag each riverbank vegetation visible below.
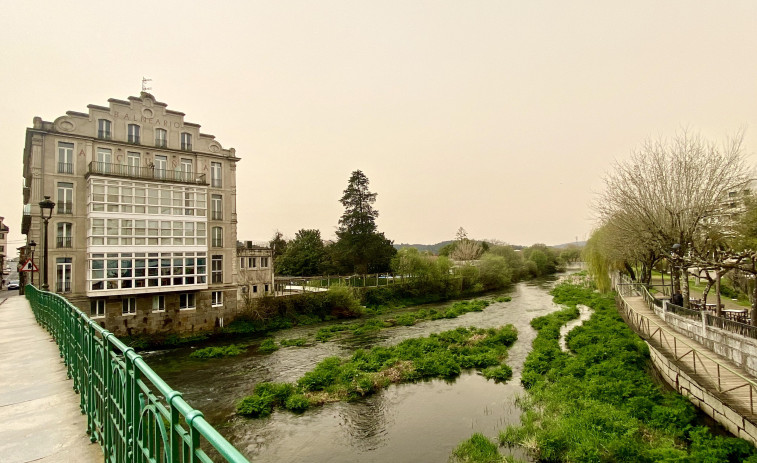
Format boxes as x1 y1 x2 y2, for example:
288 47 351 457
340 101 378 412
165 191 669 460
460 279 757 462
237 324 518 418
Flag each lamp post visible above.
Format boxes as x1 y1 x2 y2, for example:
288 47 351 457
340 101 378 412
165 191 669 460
29 240 37 287
39 196 55 291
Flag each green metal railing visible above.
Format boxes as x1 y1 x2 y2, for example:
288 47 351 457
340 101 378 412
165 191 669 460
26 285 250 463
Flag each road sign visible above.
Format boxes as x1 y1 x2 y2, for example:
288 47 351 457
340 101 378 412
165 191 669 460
19 258 38 272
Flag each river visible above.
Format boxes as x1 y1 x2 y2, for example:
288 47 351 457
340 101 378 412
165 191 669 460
144 275 566 462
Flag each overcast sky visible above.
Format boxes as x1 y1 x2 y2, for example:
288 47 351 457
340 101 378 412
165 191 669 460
1 1 756 252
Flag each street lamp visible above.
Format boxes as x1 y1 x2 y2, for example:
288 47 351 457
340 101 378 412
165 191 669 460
29 240 37 287
39 196 55 291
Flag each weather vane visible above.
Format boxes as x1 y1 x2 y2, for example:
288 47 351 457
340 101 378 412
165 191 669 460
142 77 152 92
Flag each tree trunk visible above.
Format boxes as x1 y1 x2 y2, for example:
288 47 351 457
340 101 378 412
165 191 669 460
715 272 722 318
682 267 690 309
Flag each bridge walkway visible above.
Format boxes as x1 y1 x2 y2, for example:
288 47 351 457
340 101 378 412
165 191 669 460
623 294 757 423
0 294 101 463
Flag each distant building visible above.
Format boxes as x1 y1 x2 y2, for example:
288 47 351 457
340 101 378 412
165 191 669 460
237 241 274 304
704 179 756 226
21 92 241 336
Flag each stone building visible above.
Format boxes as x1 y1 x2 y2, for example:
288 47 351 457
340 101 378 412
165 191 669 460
236 241 274 308
21 92 241 336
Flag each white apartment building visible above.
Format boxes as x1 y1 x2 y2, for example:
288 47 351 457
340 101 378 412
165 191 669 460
22 92 241 336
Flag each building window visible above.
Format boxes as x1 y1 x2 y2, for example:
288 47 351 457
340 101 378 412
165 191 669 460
58 142 74 174
260 257 269 268
57 222 72 248
211 162 222 188
211 195 223 220
180 293 196 310
57 182 73 214
153 295 165 312
212 227 223 247
56 257 72 293
91 299 105 318
180 159 193 182
98 119 112 139
88 251 207 291
127 152 141 176
181 132 192 151
253 285 258 293
122 297 137 315
155 128 167 148
250 257 257 268
211 255 223 284
212 291 223 307
154 155 167 179
240 257 246 269
127 124 141 144
265 284 270 293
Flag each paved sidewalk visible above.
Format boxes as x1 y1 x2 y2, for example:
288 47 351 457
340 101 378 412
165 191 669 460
0 295 101 463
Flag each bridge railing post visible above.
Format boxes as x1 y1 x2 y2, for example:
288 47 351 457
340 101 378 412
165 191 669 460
662 300 668 322
701 310 707 334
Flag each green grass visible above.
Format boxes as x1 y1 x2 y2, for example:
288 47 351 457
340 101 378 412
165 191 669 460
238 324 518 418
280 337 308 347
451 433 504 463
258 338 279 353
189 344 246 359
490 277 757 462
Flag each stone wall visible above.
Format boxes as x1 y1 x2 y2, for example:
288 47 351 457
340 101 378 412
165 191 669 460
660 306 757 378
647 342 757 444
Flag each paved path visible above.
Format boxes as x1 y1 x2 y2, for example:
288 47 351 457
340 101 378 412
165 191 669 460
0 294 101 463
624 295 757 422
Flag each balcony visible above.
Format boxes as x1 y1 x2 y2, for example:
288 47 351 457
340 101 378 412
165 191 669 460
155 139 167 148
181 143 192 151
127 135 141 145
58 162 73 174
21 203 31 235
87 161 208 185
56 280 72 293
98 130 112 140
57 202 73 215
211 211 223 221
57 236 72 248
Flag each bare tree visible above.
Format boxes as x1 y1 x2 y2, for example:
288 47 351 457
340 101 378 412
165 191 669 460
450 227 483 261
594 129 750 305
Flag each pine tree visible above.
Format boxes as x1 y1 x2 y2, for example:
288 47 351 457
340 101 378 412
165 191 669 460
334 170 396 274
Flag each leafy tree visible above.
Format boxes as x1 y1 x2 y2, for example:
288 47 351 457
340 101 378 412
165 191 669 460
269 230 288 261
275 229 327 276
334 170 396 274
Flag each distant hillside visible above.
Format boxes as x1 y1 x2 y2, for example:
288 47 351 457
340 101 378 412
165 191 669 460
394 240 527 254
552 241 586 249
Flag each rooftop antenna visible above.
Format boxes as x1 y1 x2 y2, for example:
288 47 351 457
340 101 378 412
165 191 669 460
142 77 152 93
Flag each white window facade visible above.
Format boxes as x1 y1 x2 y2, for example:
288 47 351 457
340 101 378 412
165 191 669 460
57 182 73 214
153 295 165 312
180 159 193 182
91 299 105 318
88 252 207 292
180 293 196 310
181 132 192 151
210 162 222 188
211 291 223 307
58 142 74 174
98 119 112 139
57 222 72 248
155 128 167 148
122 298 137 315
128 124 141 144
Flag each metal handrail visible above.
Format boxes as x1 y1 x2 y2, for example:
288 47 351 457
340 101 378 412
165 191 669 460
614 280 757 413
25 285 249 463
88 161 208 185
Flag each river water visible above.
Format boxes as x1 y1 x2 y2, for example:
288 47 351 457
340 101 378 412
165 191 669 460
144 275 565 462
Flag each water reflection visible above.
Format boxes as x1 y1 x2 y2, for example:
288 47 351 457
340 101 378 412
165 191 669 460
145 275 565 462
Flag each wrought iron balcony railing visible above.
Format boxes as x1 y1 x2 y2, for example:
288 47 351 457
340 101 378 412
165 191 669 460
24 285 250 462
155 139 167 148
127 135 141 145
181 143 193 151
58 162 73 174
98 130 111 140
56 236 72 248
56 280 71 293
88 161 208 185
211 211 223 221
57 202 73 214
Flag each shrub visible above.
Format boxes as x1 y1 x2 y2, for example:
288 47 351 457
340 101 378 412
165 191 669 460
190 344 245 359
451 433 502 463
258 339 279 353
284 394 310 412
482 365 513 383
280 337 307 347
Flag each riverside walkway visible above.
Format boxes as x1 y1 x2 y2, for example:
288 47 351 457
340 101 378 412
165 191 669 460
0 294 101 463
618 285 757 434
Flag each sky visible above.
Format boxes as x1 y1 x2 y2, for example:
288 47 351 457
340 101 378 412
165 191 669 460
1 1 756 252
